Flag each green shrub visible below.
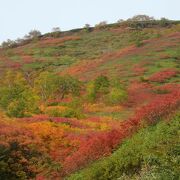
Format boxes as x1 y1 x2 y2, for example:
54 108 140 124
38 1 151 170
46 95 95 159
94 75 110 94
6 90 40 118
7 100 26 118
86 81 97 102
140 76 149 82
106 87 128 105
0 71 40 117
135 39 143 47
86 75 110 102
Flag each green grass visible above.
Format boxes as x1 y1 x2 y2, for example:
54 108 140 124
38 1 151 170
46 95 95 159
9 55 22 62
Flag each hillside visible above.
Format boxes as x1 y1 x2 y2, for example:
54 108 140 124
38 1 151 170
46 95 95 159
0 21 180 179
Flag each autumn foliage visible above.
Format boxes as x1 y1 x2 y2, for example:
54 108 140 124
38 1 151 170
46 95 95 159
0 23 180 179
60 86 180 174
149 68 178 82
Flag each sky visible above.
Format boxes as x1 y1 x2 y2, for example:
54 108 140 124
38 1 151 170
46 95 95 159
0 0 180 43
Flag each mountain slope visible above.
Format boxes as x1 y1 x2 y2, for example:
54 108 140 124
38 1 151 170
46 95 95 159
0 21 180 179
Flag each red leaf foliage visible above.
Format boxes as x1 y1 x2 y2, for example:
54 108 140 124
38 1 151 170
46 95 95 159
149 68 178 82
62 129 125 175
61 87 180 175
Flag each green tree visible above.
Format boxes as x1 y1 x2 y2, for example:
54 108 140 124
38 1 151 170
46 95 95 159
24 30 41 41
0 71 27 109
0 71 39 117
128 15 155 21
86 81 96 102
86 75 110 102
34 71 57 101
51 27 61 38
7 88 39 118
95 21 107 29
160 17 170 27
106 78 128 105
94 75 110 94
83 24 91 32
56 75 81 99
1 39 17 48
35 72 81 101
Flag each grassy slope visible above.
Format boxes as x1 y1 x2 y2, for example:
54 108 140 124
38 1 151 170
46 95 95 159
0 25 179 76
0 25 179 120
0 25 179 89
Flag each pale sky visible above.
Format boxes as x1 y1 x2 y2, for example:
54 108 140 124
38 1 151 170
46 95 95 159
0 0 180 43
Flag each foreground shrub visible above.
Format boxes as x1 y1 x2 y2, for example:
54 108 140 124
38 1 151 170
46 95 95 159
68 112 180 180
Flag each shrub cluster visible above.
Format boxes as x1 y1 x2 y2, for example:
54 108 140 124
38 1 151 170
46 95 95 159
68 112 180 180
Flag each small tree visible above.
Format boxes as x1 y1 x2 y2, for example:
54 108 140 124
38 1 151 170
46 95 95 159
83 24 91 32
35 72 81 101
95 21 107 29
86 81 96 102
1 39 17 48
160 17 169 27
52 27 61 32
94 75 110 94
117 19 124 23
7 89 39 118
0 71 39 117
56 75 81 99
84 24 90 29
34 71 57 101
24 30 41 40
86 75 110 102
51 27 61 38
106 78 128 105
128 15 155 22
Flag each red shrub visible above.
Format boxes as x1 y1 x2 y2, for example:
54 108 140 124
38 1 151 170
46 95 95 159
62 129 125 174
156 83 179 92
135 89 180 124
149 69 178 82
133 65 147 75
127 81 154 107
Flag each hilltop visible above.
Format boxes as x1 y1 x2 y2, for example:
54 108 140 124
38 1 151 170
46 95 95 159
0 18 180 179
